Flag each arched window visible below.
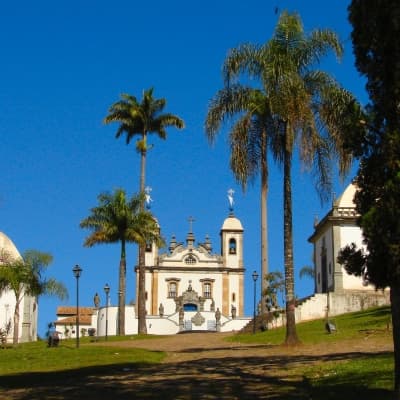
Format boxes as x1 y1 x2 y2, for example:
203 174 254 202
229 238 237 254
185 254 196 265
145 242 152 252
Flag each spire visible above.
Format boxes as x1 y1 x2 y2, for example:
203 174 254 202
186 216 195 248
169 235 177 253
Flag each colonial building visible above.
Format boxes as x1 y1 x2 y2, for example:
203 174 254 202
0 232 37 343
141 213 245 319
294 183 389 323
94 210 251 336
54 306 97 339
308 183 370 293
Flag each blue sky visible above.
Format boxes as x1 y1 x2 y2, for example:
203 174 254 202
0 0 366 336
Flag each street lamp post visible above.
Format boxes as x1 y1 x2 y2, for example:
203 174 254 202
104 283 110 341
252 270 259 334
72 264 82 348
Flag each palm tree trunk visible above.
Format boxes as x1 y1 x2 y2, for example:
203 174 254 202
391 283 400 397
283 130 300 346
118 239 126 335
13 295 21 344
138 132 148 334
260 129 269 315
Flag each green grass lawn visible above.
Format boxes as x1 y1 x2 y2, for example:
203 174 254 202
0 306 395 399
229 306 394 398
229 305 392 345
0 335 165 375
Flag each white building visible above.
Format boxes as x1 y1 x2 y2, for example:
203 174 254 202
95 212 251 335
295 183 389 323
0 232 38 343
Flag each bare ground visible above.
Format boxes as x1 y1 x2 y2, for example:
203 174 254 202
0 331 393 400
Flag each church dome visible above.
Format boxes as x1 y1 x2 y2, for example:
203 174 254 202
335 183 357 208
221 215 243 231
0 231 21 260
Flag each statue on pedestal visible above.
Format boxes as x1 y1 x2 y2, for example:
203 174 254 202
93 292 100 309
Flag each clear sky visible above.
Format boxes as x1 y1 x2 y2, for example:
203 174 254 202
0 0 366 336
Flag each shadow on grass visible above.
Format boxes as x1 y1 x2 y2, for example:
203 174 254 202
306 368 392 400
0 351 393 400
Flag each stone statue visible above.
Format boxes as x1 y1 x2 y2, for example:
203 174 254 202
231 304 237 319
215 307 221 332
215 307 221 322
93 292 100 308
179 307 184 323
159 303 164 317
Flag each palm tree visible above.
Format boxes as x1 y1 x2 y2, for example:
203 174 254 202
104 88 184 334
80 189 164 335
205 85 275 315
221 11 361 345
0 250 67 344
104 88 185 334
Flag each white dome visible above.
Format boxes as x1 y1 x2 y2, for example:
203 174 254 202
221 215 243 231
336 183 357 208
0 231 21 261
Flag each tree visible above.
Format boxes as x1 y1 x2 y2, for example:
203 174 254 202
221 11 360 345
0 250 67 344
80 189 164 335
337 1 400 395
206 85 275 315
264 271 285 312
104 88 184 334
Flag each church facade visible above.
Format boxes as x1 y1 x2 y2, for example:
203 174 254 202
94 212 251 336
142 213 245 319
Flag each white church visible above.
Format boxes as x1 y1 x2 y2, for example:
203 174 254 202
0 232 38 343
295 183 389 323
82 210 252 337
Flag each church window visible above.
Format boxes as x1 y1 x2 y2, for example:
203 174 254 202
168 282 177 298
232 293 236 302
229 238 237 254
203 282 212 298
145 242 152 252
145 291 148 301
328 262 332 274
185 254 196 265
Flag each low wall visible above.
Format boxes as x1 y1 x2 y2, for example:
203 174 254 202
96 307 250 335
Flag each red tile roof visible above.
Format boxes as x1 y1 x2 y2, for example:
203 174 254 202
56 306 96 316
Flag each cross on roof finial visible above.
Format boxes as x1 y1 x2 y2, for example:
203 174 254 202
188 216 195 233
227 188 235 213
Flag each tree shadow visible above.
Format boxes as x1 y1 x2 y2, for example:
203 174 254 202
0 350 393 400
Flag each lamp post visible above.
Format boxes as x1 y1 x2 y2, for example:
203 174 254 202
72 264 82 348
252 270 259 334
104 283 110 340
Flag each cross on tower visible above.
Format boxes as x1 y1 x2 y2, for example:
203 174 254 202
188 216 195 233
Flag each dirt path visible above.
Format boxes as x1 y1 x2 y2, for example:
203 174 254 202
104 330 393 362
1 332 393 400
